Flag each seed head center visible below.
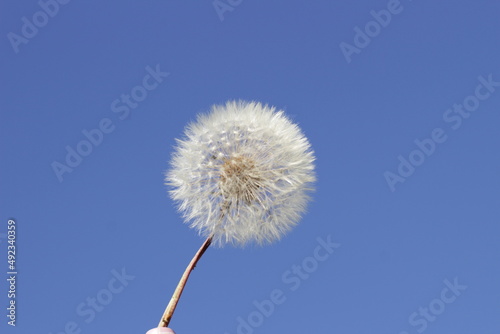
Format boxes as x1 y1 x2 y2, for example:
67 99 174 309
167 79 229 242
219 156 262 203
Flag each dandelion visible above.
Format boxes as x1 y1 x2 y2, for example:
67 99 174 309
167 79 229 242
155 101 315 328
167 100 316 246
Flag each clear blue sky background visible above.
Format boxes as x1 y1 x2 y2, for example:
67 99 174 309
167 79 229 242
1 1 499 333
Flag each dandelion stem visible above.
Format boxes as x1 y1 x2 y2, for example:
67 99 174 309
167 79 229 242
158 235 213 327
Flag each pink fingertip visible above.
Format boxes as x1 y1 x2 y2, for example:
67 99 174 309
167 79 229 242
146 328 176 334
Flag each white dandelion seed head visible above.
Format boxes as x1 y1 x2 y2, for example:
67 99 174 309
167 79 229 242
166 101 316 247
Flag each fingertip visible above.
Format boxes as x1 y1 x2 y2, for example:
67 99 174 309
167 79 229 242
146 327 176 334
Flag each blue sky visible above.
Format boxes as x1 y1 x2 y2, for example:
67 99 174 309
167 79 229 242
1 1 499 333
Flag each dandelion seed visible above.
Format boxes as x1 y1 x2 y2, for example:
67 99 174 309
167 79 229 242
166 100 316 247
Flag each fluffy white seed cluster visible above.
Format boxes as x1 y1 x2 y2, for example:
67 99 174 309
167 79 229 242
166 101 316 247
